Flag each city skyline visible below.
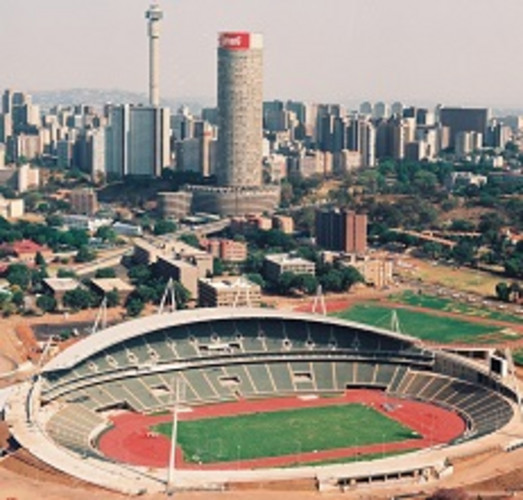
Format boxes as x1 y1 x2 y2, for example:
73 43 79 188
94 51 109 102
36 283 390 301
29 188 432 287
1 0 523 108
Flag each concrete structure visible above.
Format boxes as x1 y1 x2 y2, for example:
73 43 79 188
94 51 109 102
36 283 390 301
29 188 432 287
156 256 199 299
263 253 316 282
216 32 264 187
42 278 80 307
315 209 367 254
90 278 134 303
342 254 394 290
439 107 489 148
455 131 483 158
186 184 280 216
145 3 163 107
106 104 170 177
272 215 294 234
198 276 261 308
204 238 247 262
70 188 98 216
181 32 279 215
6 307 521 495
0 196 24 219
158 191 193 219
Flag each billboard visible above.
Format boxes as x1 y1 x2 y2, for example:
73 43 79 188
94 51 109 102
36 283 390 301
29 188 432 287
219 32 250 50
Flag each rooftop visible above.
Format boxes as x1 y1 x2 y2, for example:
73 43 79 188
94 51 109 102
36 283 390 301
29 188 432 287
43 278 79 292
199 276 259 290
264 253 315 266
90 278 134 293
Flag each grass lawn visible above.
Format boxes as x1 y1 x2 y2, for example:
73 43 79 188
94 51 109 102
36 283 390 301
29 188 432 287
398 258 500 296
334 304 501 343
514 350 523 367
390 290 523 325
152 403 419 464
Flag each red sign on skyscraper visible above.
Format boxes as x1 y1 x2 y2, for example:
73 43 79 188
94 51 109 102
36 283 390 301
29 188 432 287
219 32 250 50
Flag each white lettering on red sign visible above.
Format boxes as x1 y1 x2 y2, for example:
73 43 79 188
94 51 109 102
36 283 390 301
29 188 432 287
220 33 250 50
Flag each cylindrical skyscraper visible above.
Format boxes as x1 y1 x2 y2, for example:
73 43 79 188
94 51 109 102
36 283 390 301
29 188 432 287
217 32 263 187
146 3 163 107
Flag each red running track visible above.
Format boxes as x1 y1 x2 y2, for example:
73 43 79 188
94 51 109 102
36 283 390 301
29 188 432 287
97 389 466 470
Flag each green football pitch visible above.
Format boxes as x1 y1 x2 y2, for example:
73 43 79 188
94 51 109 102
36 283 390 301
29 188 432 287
152 403 420 464
333 304 501 343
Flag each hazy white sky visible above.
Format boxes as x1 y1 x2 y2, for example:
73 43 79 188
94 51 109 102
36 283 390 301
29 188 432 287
1 0 523 106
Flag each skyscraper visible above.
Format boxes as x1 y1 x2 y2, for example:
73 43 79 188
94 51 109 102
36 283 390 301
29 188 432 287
186 32 279 215
216 32 263 188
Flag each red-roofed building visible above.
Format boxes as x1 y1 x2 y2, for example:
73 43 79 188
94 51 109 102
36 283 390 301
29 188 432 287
0 239 53 265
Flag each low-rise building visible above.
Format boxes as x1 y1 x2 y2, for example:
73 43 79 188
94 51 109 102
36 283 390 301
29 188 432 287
263 253 316 282
133 238 213 277
272 215 294 234
198 276 261 308
89 278 134 303
204 238 247 262
42 278 80 307
70 188 98 216
0 239 52 264
0 196 24 219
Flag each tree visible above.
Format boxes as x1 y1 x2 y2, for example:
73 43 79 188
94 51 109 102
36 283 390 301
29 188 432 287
294 273 318 295
495 282 511 302
179 233 200 249
11 289 25 308
246 273 265 289
277 272 297 295
128 265 152 285
126 296 145 317
34 251 46 267
174 282 191 309
340 265 364 290
57 268 77 278
36 294 57 313
451 240 477 266
213 258 225 276
95 267 117 279
105 289 119 308
95 225 117 243
63 288 94 310
153 219 177 236
75 246 96 263
7 264 31 290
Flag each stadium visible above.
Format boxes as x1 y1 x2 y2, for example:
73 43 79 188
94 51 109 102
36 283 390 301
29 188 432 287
4 307 522 495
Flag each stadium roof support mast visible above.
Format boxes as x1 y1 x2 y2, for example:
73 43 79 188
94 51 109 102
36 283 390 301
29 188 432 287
159 278 177 314
312 285 326 316
390 310 401 334
167 377 181 494
91 297 107 335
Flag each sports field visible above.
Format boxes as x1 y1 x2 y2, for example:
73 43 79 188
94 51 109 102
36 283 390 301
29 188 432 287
333 304 500 343
152 403 419 464
390 290 523 325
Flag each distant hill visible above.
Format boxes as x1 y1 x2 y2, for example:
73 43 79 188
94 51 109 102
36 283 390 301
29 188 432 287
30 88 213 113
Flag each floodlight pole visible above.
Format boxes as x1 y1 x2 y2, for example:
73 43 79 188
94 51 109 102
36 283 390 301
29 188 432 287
167 377 180 494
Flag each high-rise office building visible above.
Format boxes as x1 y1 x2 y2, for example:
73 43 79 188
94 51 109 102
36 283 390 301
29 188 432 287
106 104 170 177
216 32 264 187
316 209 367 254
315 209 368 254
439 107 489 148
